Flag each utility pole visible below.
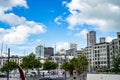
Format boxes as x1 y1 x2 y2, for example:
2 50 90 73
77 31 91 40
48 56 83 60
7 48 10 80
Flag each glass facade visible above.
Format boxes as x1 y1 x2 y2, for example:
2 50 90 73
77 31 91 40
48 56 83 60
35 45 44 58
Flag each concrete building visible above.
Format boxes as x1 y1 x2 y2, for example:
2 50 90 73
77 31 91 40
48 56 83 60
75 50 83 57
70 43 77 49
82 42 110 70
117 32 120 51
109 32 120 67
35 44 44 58
66 48 77 56
100 37 106 43
87 31 96 47
109 39 118 67
0 55 23 68
82 46 94 70
44 47 54 58
83 32 120 70
93 42 110 68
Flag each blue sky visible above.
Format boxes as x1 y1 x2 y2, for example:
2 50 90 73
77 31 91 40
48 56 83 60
0 0 120 56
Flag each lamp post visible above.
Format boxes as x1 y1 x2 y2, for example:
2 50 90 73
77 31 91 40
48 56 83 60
7 48 10 80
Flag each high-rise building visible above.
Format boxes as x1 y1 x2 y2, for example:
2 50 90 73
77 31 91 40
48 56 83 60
70 43 77 49
35 44 44 58
100 37 106 43
44 47 54 58
87 31 96 47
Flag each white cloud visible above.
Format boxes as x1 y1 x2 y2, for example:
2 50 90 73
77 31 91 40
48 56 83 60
55 42 69 51
0 13 26 26
0 0 28 11
0 0 46 44
62 1 68 5
0 28 4 32
0 22 45 44
65 0 120 32
75 29 88 38
106 36 116 42
54 16 63 25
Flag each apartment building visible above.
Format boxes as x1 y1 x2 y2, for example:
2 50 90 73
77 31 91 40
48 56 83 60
109 32 120 67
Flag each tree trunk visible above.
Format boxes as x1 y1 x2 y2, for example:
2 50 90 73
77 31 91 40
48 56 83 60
70 70 73 76
37 68 40 76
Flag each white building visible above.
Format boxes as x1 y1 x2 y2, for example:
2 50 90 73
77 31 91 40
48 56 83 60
0 56 23 68
109 32 120 67
82 42 110 70
80 32 120 70
82 46 94 70
93 42 109 68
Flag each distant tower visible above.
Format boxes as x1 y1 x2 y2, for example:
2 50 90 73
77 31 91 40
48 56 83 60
87 31 96 47
100 37 106 43
35 44 44 58
70 43 77 49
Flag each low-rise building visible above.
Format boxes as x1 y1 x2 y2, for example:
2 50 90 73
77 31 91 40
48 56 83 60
0 55 23 68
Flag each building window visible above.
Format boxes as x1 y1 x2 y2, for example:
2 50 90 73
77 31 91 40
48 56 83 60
104 61 106 64
95 62 97 64
101 61 103 64
119 35 120 38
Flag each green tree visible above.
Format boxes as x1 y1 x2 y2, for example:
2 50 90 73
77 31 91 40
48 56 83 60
70 55 88 75
43 61 57 77
61 62 74 76
0 61 18 73
71 55 88 80
43 61 58 71
79 55 88 73
61 55 88 76
34 59 42 75
21 53 42 75
112 54 120 73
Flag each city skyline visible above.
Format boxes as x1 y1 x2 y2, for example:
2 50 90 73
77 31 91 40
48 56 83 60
0 0 119 56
